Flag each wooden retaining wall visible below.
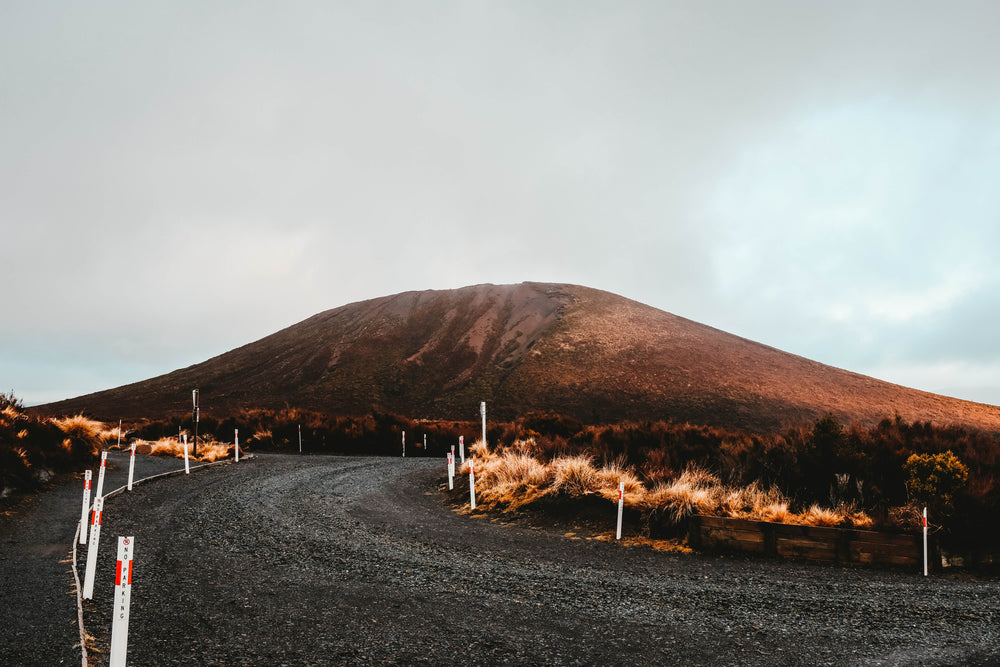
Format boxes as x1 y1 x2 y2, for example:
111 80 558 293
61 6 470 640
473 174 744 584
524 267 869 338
688 515 928 569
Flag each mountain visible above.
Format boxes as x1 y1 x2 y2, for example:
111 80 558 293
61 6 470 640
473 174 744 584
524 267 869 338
37 282 1000 433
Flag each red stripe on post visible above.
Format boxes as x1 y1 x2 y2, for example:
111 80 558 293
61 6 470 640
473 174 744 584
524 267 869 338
127 561 132 585
116 560 123 585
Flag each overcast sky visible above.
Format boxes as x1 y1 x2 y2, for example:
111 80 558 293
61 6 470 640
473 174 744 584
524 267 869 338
3 1 999 408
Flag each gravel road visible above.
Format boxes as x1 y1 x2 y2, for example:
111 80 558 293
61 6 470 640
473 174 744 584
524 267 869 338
3 453 1000 666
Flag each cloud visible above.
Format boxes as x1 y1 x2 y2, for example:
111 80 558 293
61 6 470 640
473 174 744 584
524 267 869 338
3 2 1000 406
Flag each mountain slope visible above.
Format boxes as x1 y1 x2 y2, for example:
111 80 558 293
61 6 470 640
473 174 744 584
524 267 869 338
38 282 1000 433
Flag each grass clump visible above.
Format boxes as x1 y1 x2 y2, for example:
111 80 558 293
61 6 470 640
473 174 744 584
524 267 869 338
134 435 232 462
1 394 106 497
462 439 874 532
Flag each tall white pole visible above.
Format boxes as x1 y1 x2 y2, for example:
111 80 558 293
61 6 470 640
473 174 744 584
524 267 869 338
923 507 929 577
182 434 190 474
117 419 122 449
127 442 136 491
298 424 302 454
616 481 625 540
234 428 240 462
108 536 135 667
459 436 465 463
469 458 476 510
95 451 108 499
402 431 406 457
83 496 104 599
480 401 486 448
79 470 92 545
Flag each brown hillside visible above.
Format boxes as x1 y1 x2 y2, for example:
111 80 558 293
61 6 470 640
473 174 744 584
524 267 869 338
37 282 1000 433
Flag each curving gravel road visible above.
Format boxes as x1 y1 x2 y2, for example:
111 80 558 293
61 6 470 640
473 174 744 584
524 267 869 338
3 453 1000 666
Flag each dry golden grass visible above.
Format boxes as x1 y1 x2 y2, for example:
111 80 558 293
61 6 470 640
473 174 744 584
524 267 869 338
465 442 874 530
136 436 231 462
50 415 106 442
800 504 843 527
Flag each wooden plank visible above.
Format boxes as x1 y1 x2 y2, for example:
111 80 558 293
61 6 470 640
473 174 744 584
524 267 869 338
690 514 932 567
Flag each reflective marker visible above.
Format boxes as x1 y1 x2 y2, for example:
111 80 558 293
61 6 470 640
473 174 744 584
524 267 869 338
109 536 134 667
83 496 104 599
79 470 92 545
616 481 625 540
447 452 454 490
923 507 929 577
127 442 136 491
469 459 477 510
95 451 108 499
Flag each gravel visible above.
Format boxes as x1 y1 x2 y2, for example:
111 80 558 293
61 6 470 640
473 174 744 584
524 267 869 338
3 452 1000 665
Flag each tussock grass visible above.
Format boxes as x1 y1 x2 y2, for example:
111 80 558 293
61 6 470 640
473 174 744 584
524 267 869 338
49 415 105 457
136 436 231 462
464 439 873 530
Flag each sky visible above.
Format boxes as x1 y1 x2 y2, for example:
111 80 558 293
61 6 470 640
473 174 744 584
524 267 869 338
3 1 999 408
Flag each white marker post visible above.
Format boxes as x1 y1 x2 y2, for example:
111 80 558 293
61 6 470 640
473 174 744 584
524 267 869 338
424 433 427 452
298 424 302 454
469 459 477 510
127 442 136 491
79 470 92 545
459 436 465 464
402 431 406 458
616 481 625 540
447 452 455 490
923 507 929 577
95 451 108 499
182 434 190 474
117 419 122 449
83 496 104 599
480 401 487 449
109 536 134 667
234 428 240 462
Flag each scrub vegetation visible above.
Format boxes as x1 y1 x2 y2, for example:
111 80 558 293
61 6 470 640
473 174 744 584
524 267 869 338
1 393 103 498
8 391 999 549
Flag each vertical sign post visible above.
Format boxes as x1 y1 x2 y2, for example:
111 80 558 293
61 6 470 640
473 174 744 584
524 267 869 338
109 536 134 667
402 431 406 458
117 419 122 449
424 433 427 453
127 442 136 491
83 496 104 599
447 452 454 490
79 470 92 545
616 481 625 540
298 424 302 454
234 428 240 463
923 507 928 577
480 401 486 449
95 451 108 499
192 388 199 457
469 458 477 510
182 434 190 474
459 436 465 464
